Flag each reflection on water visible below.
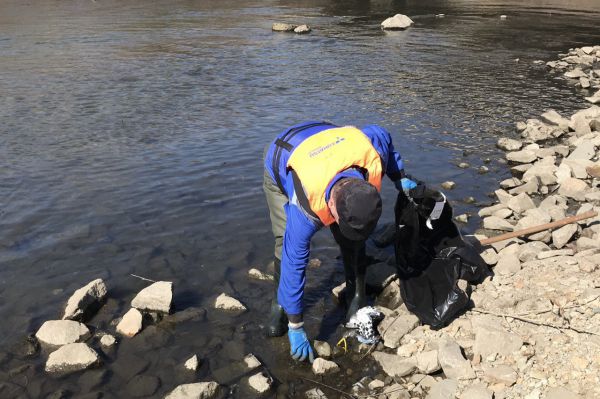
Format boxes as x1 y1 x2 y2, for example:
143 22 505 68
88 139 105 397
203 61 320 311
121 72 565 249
1 0 599 397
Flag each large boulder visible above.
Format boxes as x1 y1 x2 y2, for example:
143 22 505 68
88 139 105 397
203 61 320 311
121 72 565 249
381 14 414 30
63 279 107 321
36 320 91 346
166 382 223 399
131 281 172 313
45 343 100 374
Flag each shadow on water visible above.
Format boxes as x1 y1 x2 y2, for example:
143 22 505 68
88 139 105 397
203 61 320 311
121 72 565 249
1 0 600 397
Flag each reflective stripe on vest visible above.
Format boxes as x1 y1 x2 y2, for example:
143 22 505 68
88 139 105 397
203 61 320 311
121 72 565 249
287 126 383 226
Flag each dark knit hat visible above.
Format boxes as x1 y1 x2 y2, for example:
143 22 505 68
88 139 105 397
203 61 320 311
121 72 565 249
335 178 382 241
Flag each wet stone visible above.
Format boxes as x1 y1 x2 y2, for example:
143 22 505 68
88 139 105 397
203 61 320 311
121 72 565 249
131 281 173 314
305 388 328 399
111 354 150 380
63 278 107 321
184 354 199 371
294 24 311 34
165 381 223 399
248 372 272 393
214 293 247 312
77 369 110 393
36 320 91 346
45 343 100 375
161 307 206 325
381 14 414 30
272 23 296 32
100 334 116 348
126 374 160 397
497 138 523 151
116 308 143 337
313 341 332 358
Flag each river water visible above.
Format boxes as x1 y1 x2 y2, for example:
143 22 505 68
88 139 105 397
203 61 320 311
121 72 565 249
1 0 599 397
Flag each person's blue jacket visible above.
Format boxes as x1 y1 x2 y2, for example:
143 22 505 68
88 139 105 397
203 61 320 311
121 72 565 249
264 121 405 316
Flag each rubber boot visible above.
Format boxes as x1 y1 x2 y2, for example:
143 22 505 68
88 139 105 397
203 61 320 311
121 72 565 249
342 245 368 322
266 258 288 337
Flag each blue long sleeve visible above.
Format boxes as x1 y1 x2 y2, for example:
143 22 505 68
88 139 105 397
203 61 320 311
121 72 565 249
360 124 405 181
277 202 320 315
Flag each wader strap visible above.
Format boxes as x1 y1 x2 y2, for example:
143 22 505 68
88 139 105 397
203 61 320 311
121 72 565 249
291 170 319 220
272 122 334 193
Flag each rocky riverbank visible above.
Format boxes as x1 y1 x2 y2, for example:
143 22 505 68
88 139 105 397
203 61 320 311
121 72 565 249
343 45 600 399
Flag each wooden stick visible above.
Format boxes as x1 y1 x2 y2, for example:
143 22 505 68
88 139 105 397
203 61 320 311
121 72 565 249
130 274 157 283
479 210 598 245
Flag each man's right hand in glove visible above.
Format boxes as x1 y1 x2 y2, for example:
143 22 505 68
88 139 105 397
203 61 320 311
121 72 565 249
288 323 314 363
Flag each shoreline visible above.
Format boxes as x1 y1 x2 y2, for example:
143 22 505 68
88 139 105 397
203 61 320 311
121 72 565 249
1 45 599 399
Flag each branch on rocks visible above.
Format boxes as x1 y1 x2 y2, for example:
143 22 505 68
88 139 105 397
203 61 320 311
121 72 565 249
130 274 157 283
471 309 600 337
299 375 412 399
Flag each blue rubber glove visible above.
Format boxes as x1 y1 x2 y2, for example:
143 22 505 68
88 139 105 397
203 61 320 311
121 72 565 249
395 177 417 196
288 326 314 363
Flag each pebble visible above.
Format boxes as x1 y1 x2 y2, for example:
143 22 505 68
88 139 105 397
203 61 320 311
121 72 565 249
184 354 199 371
248 372 272 393
312 358 340 376
214 293 247 311
99 334 116 347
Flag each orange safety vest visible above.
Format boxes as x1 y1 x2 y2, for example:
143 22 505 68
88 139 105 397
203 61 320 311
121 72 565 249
287 126 383 226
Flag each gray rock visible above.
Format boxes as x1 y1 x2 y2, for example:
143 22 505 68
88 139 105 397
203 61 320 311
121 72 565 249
426 379 458 399
247 268 274 281
243 353 261 369
473 326 523 358
516 208 551 230
294 25 311 34
437 339 475 380
483 216 514 231
565 68 587 78
165 382 222 399
480 248 498 265
541 110 570 131
461 384 493 399
507 193 536 214
571 114 592 136
381 14 414 30
500 177 522 189
45 343 100 374
577 236 600 251
184 355 199 371
272 23 296 32
537 249 574 259
478 203 508 217
458 162 470 169
415 350 441 374
586 91 600 104
375 279 403 310
493 208 513 219
482 364 517 386
558 178 589 201
63 279 107 321
371 352 417 378
99 334 116 348
567 140 595 160
495 254 521 275
131 281 172 313
441 181 456 190
378 313 420 348
506 150 536 163
312 358 340 376
36 320 91 346
214 293 247 311
508 178 539 195
248 372 272 393
497 138 523 151
455 214 469 223
587 163 600 178
313 341 331 358
552 224 578 249
116 308 143 337
518 241 551 262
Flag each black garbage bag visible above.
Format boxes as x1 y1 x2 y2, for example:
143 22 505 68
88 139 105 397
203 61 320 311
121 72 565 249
394 185 490 329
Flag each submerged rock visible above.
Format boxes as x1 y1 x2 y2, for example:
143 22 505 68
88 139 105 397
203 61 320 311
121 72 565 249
214 293 247 312
294 25 311 34
248 268 274 281
131 281 173 314
165 381 222 399
45 343 100 374
184 354 199 371
36 320 91 346
99 334 116 348
441 181 456 190
497 137 523 151
381 14 414 30
272 23 296 32
248 372 272 393
305 388 328 399
63 278 107 321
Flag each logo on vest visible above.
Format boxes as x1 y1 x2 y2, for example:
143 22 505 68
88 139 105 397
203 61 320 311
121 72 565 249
308 137 345 158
